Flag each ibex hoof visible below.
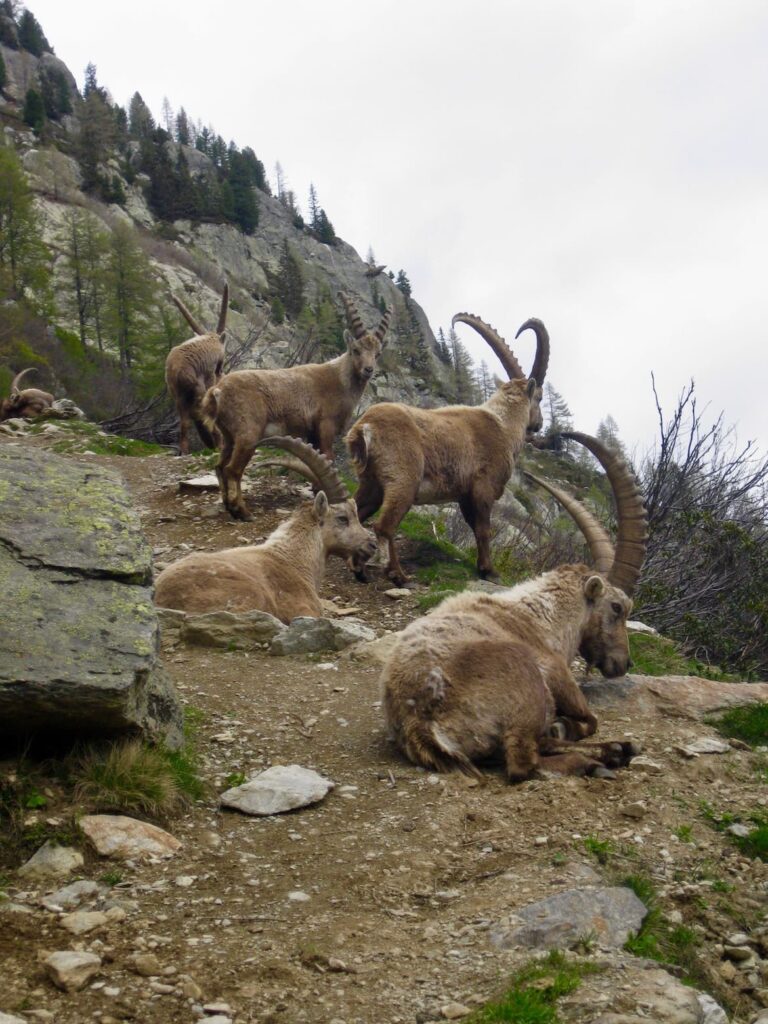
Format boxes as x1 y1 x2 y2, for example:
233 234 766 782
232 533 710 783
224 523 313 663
590 765 617 780
550 720 568 740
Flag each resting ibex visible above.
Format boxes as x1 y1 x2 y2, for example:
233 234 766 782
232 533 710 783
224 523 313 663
155 437 377 623
202 293 391 521
0 368 54 421
346 313 549 584
165 282 229 455
381 432 648 780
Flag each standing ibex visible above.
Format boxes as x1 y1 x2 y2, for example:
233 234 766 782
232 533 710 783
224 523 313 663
381 432 648 781
346 313 549 584
165 282 229 455
202 293 391 521
155 436 377 622
0 368 54 421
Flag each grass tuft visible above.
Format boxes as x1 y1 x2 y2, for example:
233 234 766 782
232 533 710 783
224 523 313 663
623 873 702 984
628 632 736 681
708 702 768 747
582 835 613 865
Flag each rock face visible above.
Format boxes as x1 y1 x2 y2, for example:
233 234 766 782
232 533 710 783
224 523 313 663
0 447 182 746
220 765 334 816
490 886 647 951
79 814 182 860
583 673 768 720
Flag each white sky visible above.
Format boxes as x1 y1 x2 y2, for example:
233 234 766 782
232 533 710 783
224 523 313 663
28 0 768 453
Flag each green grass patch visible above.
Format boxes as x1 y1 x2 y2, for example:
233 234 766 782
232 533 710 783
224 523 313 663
700 801 768 862
622 873 703 984
28 420 169 457
466 950 601 1024
582 835 613 865
708 703 768 747
628 632 736 681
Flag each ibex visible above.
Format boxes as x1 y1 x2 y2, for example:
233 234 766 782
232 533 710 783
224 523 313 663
346 313 549 584
202 293 391 521
154 436 377 623
165 282 229 455
381 432 648 781
0 368 54 421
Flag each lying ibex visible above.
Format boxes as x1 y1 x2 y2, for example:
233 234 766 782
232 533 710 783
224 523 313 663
202 293 391 520
155 436 377 623
0 368 54 421
165 282 229 455
381 432 648 780
346 313 549 584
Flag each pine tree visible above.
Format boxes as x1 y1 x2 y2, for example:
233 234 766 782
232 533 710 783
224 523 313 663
128 92 155 138
0 147 50 300
17 9 50 56
0 50 7 92
77 88 116 192
448 328 479 404
39 65 72 120
596 414 627 457
475 360 494 402
59 209 109 350
308 183 319 228
0 2 18 49
275 240 304 319
543 382 573 434
161 96 174 134
104 221 157 371
275 161 286 201
314 209 336 245
395 269 412 297
22 87 45 132
175 107 191 146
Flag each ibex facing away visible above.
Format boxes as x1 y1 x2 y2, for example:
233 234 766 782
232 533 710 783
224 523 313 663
155 437 377 623
0 368 54 422
346 314 549 584
165 283 229 455
202 293 390 520
382 432 648 781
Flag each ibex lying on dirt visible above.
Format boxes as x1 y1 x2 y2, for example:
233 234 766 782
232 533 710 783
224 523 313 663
155 437 377 623
381 432 648 780
202 293 391 520
0 368 54 422
346 313 549 584
165 282 229 455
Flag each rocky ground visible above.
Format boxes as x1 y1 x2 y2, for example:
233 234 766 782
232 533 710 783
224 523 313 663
2 428 768 1024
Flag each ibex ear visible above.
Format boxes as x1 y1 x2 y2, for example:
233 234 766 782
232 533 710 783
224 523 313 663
313 491 329 521
526 377 537 398
584 575 606 601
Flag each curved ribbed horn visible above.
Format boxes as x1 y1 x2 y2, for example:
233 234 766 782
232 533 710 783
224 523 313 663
560 431 648 597
516 318 550 387
451 312 525 380
256 436 348 503
216 282 229 335
338 292 367 341
171 294 205 336
9 367 36 397
374 306 392 344
524 471 614 573
255 456 322 491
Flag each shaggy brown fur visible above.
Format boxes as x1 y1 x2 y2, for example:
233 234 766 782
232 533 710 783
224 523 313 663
0 368 54 422
155 492 377 623
347 377 536 584
203 296 390 520
165 283 228 454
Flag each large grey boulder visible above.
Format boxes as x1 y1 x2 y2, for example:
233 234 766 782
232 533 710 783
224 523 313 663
0 447 182 745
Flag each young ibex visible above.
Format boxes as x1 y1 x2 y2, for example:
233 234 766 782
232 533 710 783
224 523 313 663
381 431 648 781
165 282 229 455
0 368 54 422
202 293 391 520
154 436 377 623
346 313 550 584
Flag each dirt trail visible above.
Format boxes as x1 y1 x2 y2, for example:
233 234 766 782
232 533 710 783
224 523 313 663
2 437 768 1024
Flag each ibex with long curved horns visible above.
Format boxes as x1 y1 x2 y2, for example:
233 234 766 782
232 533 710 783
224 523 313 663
165 282 229 455
381 432 648 781
202 293 391 520
155 436 377 622
0 368 54 422
346 313 549 584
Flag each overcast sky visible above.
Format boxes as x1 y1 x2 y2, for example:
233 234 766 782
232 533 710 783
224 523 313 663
29 0 768 454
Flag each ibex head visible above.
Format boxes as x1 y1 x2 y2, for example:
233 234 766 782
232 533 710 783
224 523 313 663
339 292 391 381
452 313 550 433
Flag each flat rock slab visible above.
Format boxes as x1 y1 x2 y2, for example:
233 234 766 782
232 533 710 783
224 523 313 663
17 842 83 880
80 814 182 860
44 950 101 992
583 673 768 720
179 609 286 650
178 474 221 492
490 886 647 951
41 879 101 912
0 446 182 745
221 764 334 816
270 616 375 656
60 909 108 935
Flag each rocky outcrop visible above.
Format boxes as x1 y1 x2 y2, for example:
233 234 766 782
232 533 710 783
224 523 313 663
583 673 768 720
0 446 182 745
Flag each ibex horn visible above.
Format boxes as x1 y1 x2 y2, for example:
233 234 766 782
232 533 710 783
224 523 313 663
338 292 367 341
451 312 525 380
216 281 229 335
9 367 37 397
373 306 392 344
256 456 322 492
171 294 206 336
523 471 614 574
516 318 550 387
560 432 648 597
255 436 348 504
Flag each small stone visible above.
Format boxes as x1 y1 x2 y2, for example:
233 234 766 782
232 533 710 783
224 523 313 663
60 910 108 935
724 944 754 962
221 765 334 816
80 815 181 860
103 986 120 997
384 588 412 600
132 952 162 977
180 977 203 999
677 737 731 757
620 800 647 819
44 950 102 992
534 836 548 846
441 1003 471 1020
726 823 752 838
104 905 126 922
627 755 663 774
727 931 751 946
18 842 84 880
174 875 195 887
204 1003 233 1014
149 981 175 994
41 879 100 911
0 1013 29 1024
287 890 310 902
201 1017 232 1024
